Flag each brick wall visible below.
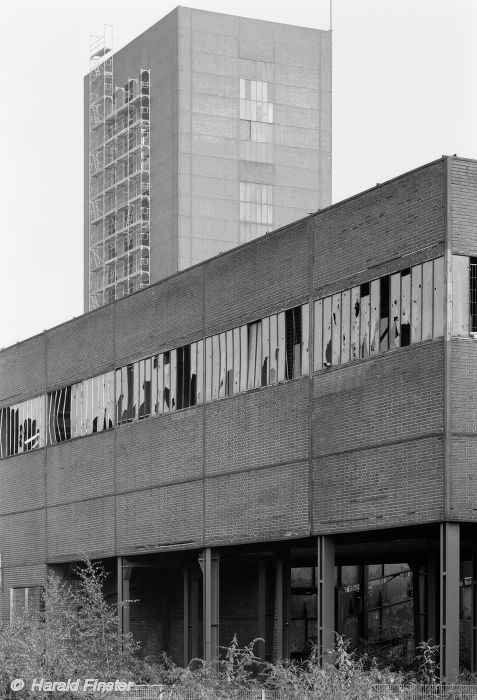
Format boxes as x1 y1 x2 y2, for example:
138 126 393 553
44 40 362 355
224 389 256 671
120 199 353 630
450 338 477 520
313 158 447 295
312 341 445 532
450 157 477 255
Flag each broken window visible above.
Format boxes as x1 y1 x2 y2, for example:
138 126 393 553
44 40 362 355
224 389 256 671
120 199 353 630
400 269 411 347
322 296 332 367
247 320 262 389
433 256 444 338
331 294 341 366
370 279 380 355
422 260 433 340
470 258 477 333
312 256 445 373
285 306 302 379
175 343 201 410
359 282 370 358
47 386 71 445
350 287 361 361
341 291 350 364
389 273 401 349
379 276 390 352
0 396 45 458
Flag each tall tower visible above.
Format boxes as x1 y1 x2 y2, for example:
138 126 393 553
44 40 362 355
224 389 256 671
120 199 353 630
84 7 332 310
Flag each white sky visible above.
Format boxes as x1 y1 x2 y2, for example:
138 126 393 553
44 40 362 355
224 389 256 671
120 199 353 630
0 0 476 350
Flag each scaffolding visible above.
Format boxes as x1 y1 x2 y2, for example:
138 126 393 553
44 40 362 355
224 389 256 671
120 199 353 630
88 27 150 309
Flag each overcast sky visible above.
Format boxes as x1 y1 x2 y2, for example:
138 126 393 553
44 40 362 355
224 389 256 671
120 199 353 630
0 0 476 349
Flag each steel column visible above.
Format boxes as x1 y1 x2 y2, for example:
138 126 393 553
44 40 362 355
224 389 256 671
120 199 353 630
439 522 460 681
317 535 335 659
201 548 219 665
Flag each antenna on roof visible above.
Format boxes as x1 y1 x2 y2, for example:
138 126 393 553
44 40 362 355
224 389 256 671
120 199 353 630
330 0 333 30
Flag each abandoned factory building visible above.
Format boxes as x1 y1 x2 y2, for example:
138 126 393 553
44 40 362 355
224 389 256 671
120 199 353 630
2 155 477 679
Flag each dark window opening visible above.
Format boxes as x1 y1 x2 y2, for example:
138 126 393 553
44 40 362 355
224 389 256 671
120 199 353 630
176 345 191 410
285 307 302 380
379 276 389 352
470 258 477 332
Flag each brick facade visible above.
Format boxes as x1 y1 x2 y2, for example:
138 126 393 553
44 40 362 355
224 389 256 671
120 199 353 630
3 156 477 630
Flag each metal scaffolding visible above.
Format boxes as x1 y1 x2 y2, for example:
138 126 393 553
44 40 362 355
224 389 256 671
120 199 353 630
88 26 150 309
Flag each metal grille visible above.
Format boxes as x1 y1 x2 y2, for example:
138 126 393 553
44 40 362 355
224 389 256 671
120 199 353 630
112 686 477 700
470 261 477 332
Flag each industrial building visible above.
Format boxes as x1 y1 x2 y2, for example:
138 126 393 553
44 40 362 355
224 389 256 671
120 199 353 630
84 7 332 310
2 155 477 680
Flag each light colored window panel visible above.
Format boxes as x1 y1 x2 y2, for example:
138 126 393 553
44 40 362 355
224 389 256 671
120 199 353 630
331 294 341 366
205 337 212 402
151 356 158 415
157 354 164 413
107 371 115 428
144 358 151 417
212 335 220 400
138 360 145 419
314 300 323 371
240 78 245 99
400 270 411 347
422 260 433 341
197 340 204 405
170 350 177 410
261 316 270 386
370 279 380 355
341 290 350 365
322 296 332 367
411 265 422 344
247 323 258 389
239 326 248 393
163 355 171 412
359 286 370 358
390 273 401 349
277 312 286 381
301 304 310 375
433 256 445 338
233 328 241 394
269 313 278 383
71 384 78 439
190 342 197 406
132 363 140 420
84 379 92 434
350 287 360 360
452 255 470 337
255 322 262 387
219 332 227 398
116 369 123 424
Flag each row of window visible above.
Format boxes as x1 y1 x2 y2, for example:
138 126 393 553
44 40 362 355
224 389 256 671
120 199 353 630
0 254 450 459
0 305 308 458
314 257 444 370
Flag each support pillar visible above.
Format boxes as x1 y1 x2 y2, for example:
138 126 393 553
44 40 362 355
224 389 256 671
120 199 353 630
440 523 460 681
317 535 335 659
117 556 131 637
183 566 200 665
360 565 369 641
258 563 266 661
275 556 290 659
471 533 477 673
412 562 428 648
200 548 219 665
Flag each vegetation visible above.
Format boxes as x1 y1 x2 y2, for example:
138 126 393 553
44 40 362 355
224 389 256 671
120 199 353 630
0 562 473 698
